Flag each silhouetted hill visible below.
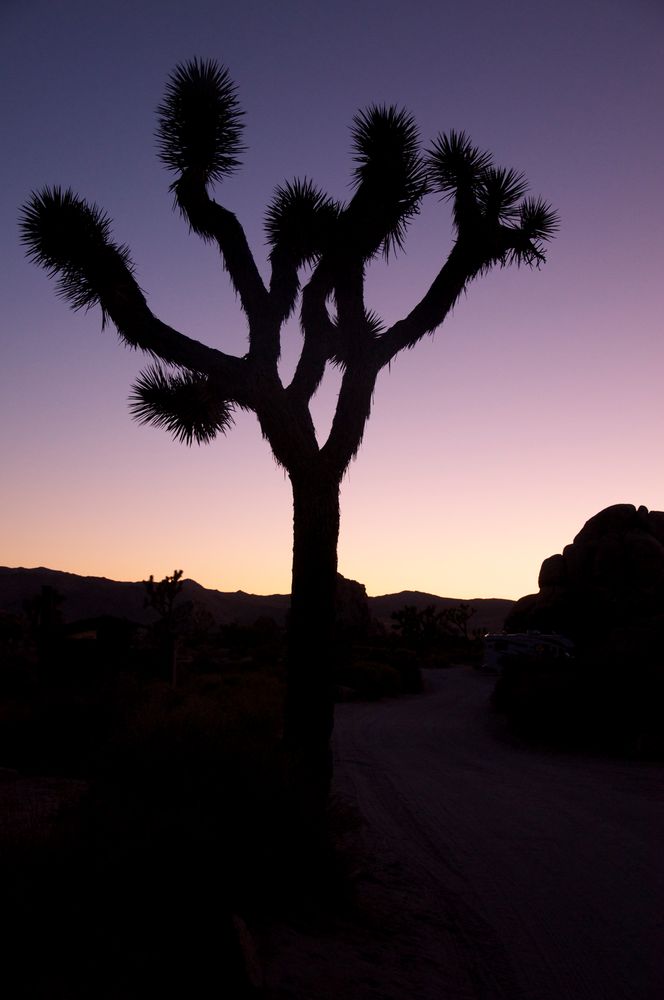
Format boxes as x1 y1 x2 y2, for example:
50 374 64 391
0 567 513 632
0 567 289 626
370 591 513 633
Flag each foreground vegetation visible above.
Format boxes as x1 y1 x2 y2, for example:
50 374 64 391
491 629 664 757
0 616 330 997
7 584 658 995
0 597 449 997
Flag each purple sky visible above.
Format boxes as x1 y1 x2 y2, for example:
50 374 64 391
2 0 663 599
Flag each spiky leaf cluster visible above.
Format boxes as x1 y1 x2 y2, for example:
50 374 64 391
427 130 558 262
363 309 385 339
495 196 559 267
156 58 244 184
349 105 428 257
19 187 134 315
476 166 529 223
265 178 341 266
519 196 559 243
426 130 492 226
129 365 233 445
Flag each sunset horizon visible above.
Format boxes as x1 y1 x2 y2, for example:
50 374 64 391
2 0 662 608
2 5 662 996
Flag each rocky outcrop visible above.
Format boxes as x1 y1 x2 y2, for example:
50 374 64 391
505 504 664 642
336 573 371 638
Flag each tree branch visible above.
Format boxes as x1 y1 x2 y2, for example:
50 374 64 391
99 264 251 402
375 239 486 368
321 356 379 477
287 263 336 404
265 178 342 325
376 216 549 369
333 256 368 346
288 241 373 403
174 170 276 361
254 373 320 473
268 247 301 325
19 185 251 400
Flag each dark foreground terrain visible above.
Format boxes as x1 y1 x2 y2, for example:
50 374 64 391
265 667 663 1000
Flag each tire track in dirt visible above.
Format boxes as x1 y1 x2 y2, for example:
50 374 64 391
333 667 664 1000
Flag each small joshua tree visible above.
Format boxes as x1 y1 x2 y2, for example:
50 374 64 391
20 59 557 791
144 569 184 623
144 569 184 687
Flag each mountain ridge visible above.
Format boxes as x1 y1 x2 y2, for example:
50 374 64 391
0 566 513 632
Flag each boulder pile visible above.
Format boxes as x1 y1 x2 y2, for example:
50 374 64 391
505 504 664 645
496 505 663 754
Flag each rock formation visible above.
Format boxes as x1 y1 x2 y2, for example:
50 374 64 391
505 504 664 644
335 573 371 639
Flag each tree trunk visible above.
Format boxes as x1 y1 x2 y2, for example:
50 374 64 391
284 471 341 799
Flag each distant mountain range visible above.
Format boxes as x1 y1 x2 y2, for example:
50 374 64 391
368 591 513 634
0 566 513 634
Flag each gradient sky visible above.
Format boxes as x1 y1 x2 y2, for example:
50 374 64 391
2 0 663 599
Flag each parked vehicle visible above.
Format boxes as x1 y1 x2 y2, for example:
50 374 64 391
482 631 574 672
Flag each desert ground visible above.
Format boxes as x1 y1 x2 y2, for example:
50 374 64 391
264 667 663 1000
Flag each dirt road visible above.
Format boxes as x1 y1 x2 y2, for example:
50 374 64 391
265 667 663 1000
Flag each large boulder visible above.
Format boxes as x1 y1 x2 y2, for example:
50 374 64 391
505 504 664 643
335 573 371 639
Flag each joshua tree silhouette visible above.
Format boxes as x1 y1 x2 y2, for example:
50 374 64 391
144 569 184 688
20 59 557 792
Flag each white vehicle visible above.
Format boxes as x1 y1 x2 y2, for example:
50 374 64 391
482 631 574 673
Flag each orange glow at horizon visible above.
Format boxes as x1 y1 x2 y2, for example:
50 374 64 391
2 1 663 603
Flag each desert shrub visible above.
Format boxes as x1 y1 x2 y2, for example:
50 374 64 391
76 667 350 907
336 659 402 700
0 662 143 775
388 647 424 693
424 649 454 669
3 830 252 999
0 688 101 774
335 642 424 699
1 659 342 996
492 657 571 740
0 648 36 697
492 650 664 757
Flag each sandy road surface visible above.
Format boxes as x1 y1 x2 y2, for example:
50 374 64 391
264 667 663 1000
